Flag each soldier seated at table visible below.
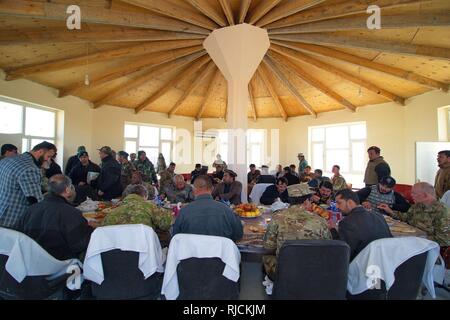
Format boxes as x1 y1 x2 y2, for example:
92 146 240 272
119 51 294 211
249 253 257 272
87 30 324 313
163 174 194 204
262 185 331 281
122 171 155 200
383 182 450 247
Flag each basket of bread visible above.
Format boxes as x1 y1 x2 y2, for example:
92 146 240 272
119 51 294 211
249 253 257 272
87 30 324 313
235 203 261 218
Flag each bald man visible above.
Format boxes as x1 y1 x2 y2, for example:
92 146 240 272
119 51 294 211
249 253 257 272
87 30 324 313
383 182 450 246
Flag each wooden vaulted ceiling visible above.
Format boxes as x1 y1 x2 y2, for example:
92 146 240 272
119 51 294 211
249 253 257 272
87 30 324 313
0 0 449 121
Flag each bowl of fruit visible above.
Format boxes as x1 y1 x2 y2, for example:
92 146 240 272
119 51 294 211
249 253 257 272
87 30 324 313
235 203 261 218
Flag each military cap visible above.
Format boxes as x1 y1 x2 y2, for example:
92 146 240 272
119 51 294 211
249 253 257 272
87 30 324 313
97 146 113 156
224 169 237 178
77 151 89 158
287 183 315 197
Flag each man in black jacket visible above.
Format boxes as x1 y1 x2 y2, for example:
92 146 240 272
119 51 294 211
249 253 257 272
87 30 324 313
18 174 94 260
69 151 101 204
357 176 410 215
283 166 300 186
260 177 289 205
64 145 85 175
330 189 392 261
92 146 122 200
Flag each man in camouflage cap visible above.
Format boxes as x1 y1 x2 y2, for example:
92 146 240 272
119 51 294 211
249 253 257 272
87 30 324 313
159 162 176 193
384 182 450 246
102 184 173 245
287 182 315 204
117 151 135 189
262 186 331 280
133 151 158 185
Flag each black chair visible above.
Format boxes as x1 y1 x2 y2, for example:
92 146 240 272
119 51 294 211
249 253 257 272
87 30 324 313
90 249 163 300
347 251 428 300
272 240 350 300
176 257 240 300
0 254 70 300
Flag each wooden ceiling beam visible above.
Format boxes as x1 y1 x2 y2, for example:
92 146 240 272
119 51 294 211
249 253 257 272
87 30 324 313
271 44 405 105
0 0 210 35
270 33 450 61
135 55 211 114
218 0 235 26
196 69 221 120
262 55 319 116
0 29 205 45
186 0 227 27
266 52 356 113
168 61 216 117
247 0 283 25
120 0 218 30
257 64 288 121
59 46 204 97
269 12 450 34
93 51 207 108
272 40 449 92
248 80 257 121
5 39 203 80
256 0 325 27
266 0 431 29
238 0 252 24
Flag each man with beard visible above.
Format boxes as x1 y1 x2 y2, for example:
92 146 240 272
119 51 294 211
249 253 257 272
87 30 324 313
91 146 122 201
133 150 158 186
0 141 57 229
435 150 450 199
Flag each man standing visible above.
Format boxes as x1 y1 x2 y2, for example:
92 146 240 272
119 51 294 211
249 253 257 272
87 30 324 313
212 169 243 205
134 151 158 186
331 165 347 192
0 141 57 229
260 177 289 205
357 176 410 215
159 162 176 192
435 150 450 199
330 189 392 261
164 175 194 204
69 151 101 204
298 153 308 175
0 144 18 161
385 182 450 246
130 153 137 163
173 175 243 241
65 145 85 175
92 146 122 201
364 146 390 187
18 175 94 260
117 151 135 189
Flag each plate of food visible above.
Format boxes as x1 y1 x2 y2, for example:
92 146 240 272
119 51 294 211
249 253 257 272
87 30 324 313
235 203 261 218
311 203 330 220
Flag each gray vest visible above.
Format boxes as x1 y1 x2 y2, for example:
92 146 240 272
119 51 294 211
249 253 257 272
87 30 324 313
367 185 395 214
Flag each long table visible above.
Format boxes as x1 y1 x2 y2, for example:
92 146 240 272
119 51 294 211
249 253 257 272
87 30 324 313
236 208 428 254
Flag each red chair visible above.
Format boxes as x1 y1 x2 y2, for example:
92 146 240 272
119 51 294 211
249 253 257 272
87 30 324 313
181 173 191 182
393 184 414 204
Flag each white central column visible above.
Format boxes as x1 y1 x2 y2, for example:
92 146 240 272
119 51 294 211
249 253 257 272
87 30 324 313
203 24 270 203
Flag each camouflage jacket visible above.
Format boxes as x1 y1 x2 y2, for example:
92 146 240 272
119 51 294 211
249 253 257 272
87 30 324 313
164 183 194 204
120 161 136 186
102 194 173 231
133 159 157 184
332 175 347 192
391 201 450 246
263 205 332 256
159 170 175 192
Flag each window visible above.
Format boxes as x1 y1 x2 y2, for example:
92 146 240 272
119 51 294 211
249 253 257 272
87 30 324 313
216 129 266 167
0 97 56 152
124 123 174 165
309 122 367 188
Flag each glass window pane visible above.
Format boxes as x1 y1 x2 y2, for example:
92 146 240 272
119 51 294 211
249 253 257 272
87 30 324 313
325 126 348 148
312 143 324 171
140 147 159 165
326 150 349 173
248 130 263 143
30 139 54 149
161 142 171 163
311 128 324 142
25 107 55 138
139 126 159 147
251 144 261 167
218 130 228 143
125 141 136 155
124 124 138 138
22 138 28 153
219 144 228 163
350 124 366 140
0 101 23 134
160 128 172 140
352 142 366 172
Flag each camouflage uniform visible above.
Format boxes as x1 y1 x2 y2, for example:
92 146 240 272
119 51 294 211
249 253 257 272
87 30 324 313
120 161 136 188
391 201 450 246
332 175 347 192
133 159 157 184
262 205 332 280
102 194 173 231
165 183 194 203
159 170 175 193
122 183 156 199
